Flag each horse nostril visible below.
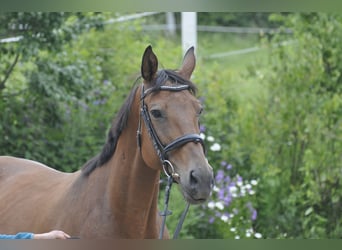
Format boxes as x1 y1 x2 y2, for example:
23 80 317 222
190 170 198 186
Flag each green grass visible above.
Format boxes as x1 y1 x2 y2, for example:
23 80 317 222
197 32 271 104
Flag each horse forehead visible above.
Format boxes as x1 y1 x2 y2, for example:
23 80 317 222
154 90 198 109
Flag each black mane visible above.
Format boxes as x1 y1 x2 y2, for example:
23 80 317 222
81 69 197 176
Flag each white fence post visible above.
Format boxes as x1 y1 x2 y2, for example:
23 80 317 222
181 12 197 55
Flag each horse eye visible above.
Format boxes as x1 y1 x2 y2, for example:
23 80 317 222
150 109 162 118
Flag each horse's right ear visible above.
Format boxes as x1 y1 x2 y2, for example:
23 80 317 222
141 45 158 82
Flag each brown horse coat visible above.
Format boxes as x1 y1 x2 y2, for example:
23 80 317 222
0 46 213 239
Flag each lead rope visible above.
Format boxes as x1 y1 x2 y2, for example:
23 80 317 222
159 174 191 239
159 175 173 239
173 202 190 239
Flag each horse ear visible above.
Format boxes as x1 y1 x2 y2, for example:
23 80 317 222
141 45 158 82
178 47 196 80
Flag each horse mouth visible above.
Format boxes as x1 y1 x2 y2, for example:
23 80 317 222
182 190 208 205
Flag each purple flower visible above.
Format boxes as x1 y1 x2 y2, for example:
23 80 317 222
224 176 231 183
209 217 215 224
200 124 206 133
229 181 236 188
218 189 225 200
226 164 232 170
223 194 232 206
251 209 257 221
215 170 225 183
220 161 227 167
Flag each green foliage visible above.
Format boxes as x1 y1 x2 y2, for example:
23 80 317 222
0 12 183 172
0 12 341 239
197 13 277 27
180 12 341 239
229 13 342 238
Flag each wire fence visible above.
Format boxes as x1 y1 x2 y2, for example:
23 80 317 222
1 12 293 59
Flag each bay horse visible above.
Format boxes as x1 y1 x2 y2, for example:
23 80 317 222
0 46 214 239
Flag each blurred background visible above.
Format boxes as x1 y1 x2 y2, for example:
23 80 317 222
0 12 341 239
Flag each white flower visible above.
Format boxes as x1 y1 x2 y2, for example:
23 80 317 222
207 201 215 209
207 136 215 142
200 133 206 140
254 233 262 239
235 235 240 239
212 185 220 192
251 180 258 186
245 183 252 189
246 232 251 237
221 215 228 222
230 227 236 232
215 202 224 210
240 189 246 196
210 143 221 151
229 186 238 193
249 190 256 195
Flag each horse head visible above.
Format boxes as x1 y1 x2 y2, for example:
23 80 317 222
139 46 214 204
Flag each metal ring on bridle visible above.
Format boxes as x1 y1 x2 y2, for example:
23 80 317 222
162 160 176 178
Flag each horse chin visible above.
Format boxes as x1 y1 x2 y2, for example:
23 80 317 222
181 189 208 205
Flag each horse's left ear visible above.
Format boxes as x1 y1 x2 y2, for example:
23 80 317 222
178 47 196 80
141 45 158 82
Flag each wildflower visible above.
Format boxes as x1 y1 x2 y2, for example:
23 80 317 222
207 201 215 209
251 180 258 186
254 233 262 239
213 185 220 193
200 124 206 133
215 170 225 182
210 143 221 151
207 136 215 142
229 185 238 193
221 214 229 222
212 185 220 192
246 228 253 238
220 161 227 167
218 189 225 200
200 133 206 140
209 217 215 224
240 188 246 196
237 175 243 185
249 190 256 195
251 209 257 221
215 202 224 210
223 195 232 206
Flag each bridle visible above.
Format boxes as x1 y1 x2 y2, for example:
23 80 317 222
136 83 206 239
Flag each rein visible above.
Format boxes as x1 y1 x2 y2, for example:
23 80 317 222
136 83 205 239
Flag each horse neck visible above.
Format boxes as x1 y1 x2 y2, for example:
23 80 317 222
103 91 161 238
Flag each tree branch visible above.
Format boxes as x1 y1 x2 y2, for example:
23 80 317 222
0 52 20 92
